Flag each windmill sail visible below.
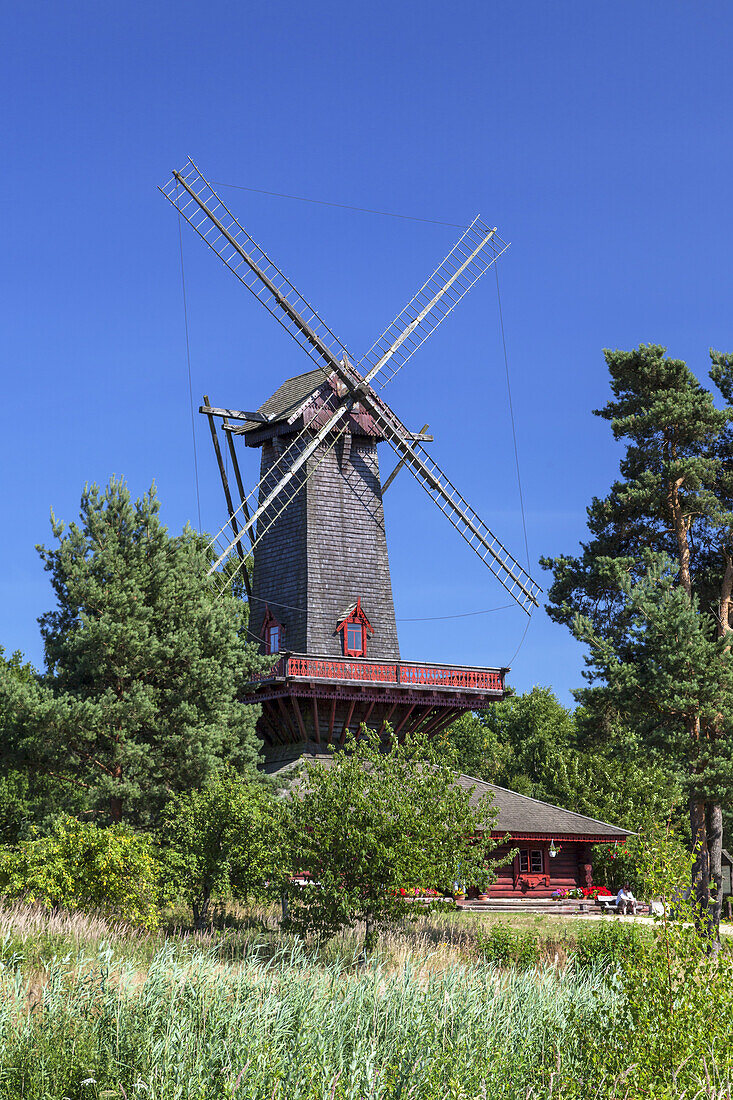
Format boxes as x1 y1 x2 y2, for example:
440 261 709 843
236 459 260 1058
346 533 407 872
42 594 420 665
162 160 542 615
358 218 509 388
160 160 350 377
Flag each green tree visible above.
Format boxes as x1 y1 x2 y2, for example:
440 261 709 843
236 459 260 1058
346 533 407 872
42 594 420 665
0 647 84 841
542 344 733 941
0 478 268 829
160 771 281 929
439 688 681 849
0 817 161 928
284 732 501 951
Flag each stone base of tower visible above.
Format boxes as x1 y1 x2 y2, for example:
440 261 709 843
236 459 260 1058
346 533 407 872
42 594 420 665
243 652 508 769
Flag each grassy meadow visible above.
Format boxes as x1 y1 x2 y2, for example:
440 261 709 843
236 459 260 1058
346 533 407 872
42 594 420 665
1 901 732 1100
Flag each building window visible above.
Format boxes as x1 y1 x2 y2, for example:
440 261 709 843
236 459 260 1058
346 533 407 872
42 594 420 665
519 849 544 874
346 622 364 655
337 597 373 658
261 606 284 656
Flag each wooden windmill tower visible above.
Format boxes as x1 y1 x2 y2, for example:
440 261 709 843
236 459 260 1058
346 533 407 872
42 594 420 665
161 161 541 769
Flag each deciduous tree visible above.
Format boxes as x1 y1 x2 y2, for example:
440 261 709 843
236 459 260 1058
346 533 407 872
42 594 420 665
284 732 501 951
160 770 281 928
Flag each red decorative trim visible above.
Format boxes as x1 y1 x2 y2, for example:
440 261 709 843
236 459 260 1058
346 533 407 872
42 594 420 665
492 832 628 844
336 598 374 658
252 655 504 694
400 665 502 691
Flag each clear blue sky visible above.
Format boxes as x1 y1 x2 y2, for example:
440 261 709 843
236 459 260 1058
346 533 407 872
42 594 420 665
2 2 731 704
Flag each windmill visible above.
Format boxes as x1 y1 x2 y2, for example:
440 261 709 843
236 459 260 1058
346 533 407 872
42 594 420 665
160 160 541 768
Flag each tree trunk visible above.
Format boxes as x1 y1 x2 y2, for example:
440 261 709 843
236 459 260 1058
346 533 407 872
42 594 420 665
192 891 211 932
706 801 723 952
690 796 709 925
109 796 122 822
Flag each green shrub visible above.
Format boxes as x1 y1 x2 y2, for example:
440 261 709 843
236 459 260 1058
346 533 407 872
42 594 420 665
572 920 644 969
0 817 160 928
582 824 733 1095
476 923 540 969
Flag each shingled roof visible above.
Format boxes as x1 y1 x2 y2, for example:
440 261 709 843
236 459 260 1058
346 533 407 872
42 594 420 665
239 368 328 432
455 773 632 840
271 752 632 841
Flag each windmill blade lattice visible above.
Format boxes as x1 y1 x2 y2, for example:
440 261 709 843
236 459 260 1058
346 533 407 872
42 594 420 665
214 418 351 596
162 159 542 615
207 394 351 572
364 400 540 612
160 160 350 377
359 218 509 388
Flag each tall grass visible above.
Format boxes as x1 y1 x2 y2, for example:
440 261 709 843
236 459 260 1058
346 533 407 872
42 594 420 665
0 938 609 1100
0 904 731 1098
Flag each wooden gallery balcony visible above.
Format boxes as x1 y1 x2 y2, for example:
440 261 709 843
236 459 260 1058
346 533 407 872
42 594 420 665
244 654 508 754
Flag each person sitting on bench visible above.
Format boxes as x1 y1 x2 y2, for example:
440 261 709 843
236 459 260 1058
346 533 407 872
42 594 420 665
616 884 638 915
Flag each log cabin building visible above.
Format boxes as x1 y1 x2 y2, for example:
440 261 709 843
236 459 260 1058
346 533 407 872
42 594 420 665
273 755 631 900
455 775 631 898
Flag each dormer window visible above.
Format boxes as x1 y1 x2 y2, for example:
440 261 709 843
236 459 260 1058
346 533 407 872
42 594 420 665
261 605 284 656
336 598 373 658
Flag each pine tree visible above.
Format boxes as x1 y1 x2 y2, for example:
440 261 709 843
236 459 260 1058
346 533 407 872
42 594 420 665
0 478 269 828
542 344 733 942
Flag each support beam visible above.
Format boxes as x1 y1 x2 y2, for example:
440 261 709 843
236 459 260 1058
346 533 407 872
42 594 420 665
312 696 320 745
262 702 286 745
340 698 357 744
393 703 416 737
417 709 448 739
361 700 376 731
203 393 253 601
276 696 299 743
429 709 461 740
327 696 337 743
377 701 399 737
199 404 268 422
223 418 254 545
381 425 429 493
291 695 308 742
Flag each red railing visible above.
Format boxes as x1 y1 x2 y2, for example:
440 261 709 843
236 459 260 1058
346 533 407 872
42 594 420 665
254 654 504 693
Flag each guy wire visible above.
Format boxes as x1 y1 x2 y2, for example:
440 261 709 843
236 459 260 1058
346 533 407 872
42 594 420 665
494 262 535 666
177 181 202 531
212 180 468 230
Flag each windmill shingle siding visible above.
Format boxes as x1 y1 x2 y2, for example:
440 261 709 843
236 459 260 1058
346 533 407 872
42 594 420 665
248 382 399 659
250 434 309 651
305 436 399 658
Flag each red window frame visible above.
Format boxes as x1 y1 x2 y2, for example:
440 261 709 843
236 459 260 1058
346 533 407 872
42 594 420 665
261 606 284 656
336 598 373 659
344 621 366 657
518 849 545 874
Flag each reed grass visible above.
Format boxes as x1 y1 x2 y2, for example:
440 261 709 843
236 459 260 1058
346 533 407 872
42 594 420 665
0 903 730 1099
0 937 610 1100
